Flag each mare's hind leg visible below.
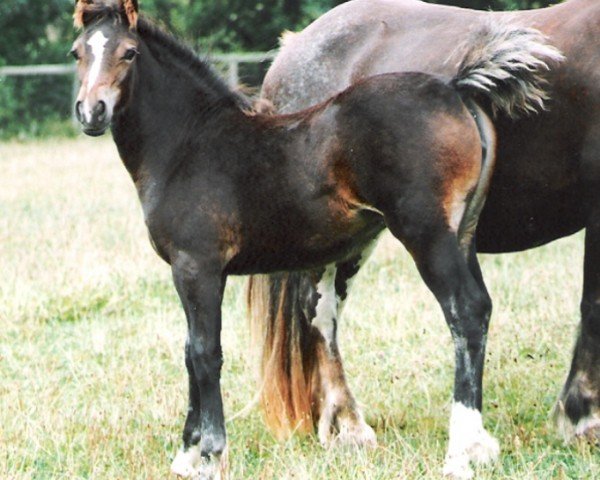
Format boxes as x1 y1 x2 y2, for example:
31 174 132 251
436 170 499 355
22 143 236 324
311 245 377 447
556 209 600 442
385 211 497 479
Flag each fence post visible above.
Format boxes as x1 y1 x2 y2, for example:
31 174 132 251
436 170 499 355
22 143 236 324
0 55 278 128
227 59 239 88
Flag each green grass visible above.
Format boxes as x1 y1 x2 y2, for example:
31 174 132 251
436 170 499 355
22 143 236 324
0 137 598 479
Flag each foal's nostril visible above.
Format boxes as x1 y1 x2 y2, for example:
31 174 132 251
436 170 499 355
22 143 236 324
75 101 83 122
95 101 107 122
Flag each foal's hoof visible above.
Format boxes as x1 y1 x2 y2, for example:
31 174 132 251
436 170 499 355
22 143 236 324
442 404 500 480
171 446 201 478
320 422 377 449
195 455 224 480
171 448 226 480
442 430 500 480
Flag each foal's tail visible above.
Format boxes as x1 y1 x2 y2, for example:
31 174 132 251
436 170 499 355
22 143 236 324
247 273 317 438
450 23 564 117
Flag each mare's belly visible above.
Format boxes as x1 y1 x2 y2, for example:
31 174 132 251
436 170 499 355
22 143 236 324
476 183 586 253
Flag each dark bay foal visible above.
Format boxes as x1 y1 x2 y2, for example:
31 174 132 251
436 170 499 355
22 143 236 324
71 1 561 478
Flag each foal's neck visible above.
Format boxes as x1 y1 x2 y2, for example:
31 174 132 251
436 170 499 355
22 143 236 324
112 21 250 182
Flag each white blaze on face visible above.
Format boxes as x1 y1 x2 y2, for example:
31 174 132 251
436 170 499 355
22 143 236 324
81 30 110 124
87 30 109 93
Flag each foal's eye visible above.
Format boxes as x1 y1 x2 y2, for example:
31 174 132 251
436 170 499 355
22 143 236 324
122 48 139 61
70 49 80 61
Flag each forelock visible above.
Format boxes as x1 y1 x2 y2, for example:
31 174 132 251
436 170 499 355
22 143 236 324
74 1 123 29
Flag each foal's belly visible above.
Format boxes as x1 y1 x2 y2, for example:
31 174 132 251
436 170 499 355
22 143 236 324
224 211 385 275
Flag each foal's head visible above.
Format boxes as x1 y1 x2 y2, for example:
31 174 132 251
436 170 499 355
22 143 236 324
71 0 140 136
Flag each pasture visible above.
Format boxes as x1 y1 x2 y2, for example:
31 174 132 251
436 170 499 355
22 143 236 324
1 137 598 478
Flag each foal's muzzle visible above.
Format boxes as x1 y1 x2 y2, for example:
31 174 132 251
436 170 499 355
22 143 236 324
76 100 109 136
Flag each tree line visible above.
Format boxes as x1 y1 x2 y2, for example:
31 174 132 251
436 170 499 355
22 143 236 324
0 0 556 138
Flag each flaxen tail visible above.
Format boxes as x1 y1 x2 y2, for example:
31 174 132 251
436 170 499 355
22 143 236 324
450 23 564 117
247 273 318 438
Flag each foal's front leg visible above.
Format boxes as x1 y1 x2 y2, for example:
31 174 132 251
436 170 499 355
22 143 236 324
170 256 226 480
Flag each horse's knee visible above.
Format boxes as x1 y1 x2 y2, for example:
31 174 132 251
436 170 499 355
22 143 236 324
189 340 223 382
185 340 195 372
447 288 492 340
466 288 492 322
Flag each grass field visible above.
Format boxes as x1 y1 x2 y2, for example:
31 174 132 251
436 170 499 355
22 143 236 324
1 137 598 479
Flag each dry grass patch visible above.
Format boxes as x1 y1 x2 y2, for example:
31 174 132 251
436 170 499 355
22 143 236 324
0 137 598 479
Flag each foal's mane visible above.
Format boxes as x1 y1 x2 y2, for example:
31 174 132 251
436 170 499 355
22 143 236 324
137 18 252 110
136 17 324 120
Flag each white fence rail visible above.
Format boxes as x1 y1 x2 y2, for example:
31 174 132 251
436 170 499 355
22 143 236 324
0 52 276 124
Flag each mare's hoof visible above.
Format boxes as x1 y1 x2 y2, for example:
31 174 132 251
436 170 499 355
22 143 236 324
333 418 377 448
574 417 600 445
317 403 377 448
554 399 600 444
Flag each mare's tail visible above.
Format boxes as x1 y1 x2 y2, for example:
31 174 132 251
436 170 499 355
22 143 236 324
450 23 564 117
247 273 317 438
450 23 563 249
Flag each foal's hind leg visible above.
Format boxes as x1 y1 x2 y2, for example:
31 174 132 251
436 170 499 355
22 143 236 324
385 211 497 479
311 247 377 447
555 209 600 443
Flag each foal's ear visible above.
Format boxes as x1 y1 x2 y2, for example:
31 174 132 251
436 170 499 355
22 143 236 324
73 0 139 30
73 0 93 29
120 0 139 29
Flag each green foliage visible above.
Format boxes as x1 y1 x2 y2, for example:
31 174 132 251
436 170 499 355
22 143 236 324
0 0 76 139
426 0 554 9
0 0 560 139
0 76 77 139
0 0 73 65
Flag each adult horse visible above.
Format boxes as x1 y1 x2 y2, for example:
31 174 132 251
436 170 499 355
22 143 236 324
70 0 558 478
249 0 600 472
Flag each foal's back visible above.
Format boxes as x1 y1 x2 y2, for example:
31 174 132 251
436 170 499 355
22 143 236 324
215 72 481 274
